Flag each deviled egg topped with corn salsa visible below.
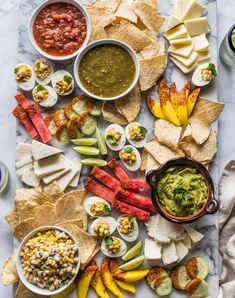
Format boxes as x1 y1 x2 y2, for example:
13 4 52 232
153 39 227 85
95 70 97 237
19 229 79 291
84 196 111 217
119 145 141 171
14 63 35 91
105 124 126 151
89 217 116 239
101 236 127 258
126 122 148 148
33 58 53 85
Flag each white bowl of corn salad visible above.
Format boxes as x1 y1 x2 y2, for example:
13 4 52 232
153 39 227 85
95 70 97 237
16 226 80 296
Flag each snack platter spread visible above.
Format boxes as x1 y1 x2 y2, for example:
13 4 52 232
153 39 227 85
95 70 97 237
2 0 222 297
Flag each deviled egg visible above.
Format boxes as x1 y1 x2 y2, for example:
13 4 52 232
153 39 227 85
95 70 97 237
32 85 58 108
14 63 35 91
33 58 53 85
89 217 116 239
84 196 111 217
192 63 218 87
119 145 141 171
125 122 148 148
117 215 139 242
101 236 127 258
105 124 126 151
52 70 74 96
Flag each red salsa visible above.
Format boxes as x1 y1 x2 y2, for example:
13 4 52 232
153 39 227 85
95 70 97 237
33 3 87 56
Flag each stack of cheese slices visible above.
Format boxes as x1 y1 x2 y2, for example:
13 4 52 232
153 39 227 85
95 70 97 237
164 0 210 74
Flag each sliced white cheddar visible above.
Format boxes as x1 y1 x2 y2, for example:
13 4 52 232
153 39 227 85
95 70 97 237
146 215 171 244
16 143 32 161
32 140 62 161
170 36 192 45
56 159 79 191
34 154 66 178
185 17 209 36
170 56 198 74
183 225 204 243
181 1 206 21
192 34 209 52
170 51 198 67
181 233 192 249
164 24 188 40
165 15 182 32
175 241 189 261
42 167 71 185
169 44 193 58
164 220 186 241
144 239 162 260
17 163 33 179
22 167 40 188
162 241 178 265
175 0 191 18
15 155 33 169
69 158 82 187
196 49 211 62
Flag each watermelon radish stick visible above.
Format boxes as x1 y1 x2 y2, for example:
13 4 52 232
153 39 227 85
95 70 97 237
84 178 115 204
115 187 155 213
113 199 150 221
108 158 130 181
12 105 39 139
15 93 31 110
121 178 150 191
91 166 121 191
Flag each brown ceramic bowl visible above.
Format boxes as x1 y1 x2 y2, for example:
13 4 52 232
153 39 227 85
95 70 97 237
146 157 219 224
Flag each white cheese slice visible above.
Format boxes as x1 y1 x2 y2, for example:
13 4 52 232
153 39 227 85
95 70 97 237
169 44 193 58
181 233 192 249
56 159 79 191
17 163 33 179
162 241 178 265
165 15 182 32
192 34 209 52
69 158 83 187
181 1 206 21
146 215 170 244
183 225 204 243
164 220 186 241
32 140 63 161
175 241 189 261
175 0 191 18
170 36 192 45
170 56 198 73
22 167 40 188
42 167 71 185
170 51 198 67
34 154 66 178
164 24 188 41
184 17 210 36
16 143 32 161
15 155 33 169
196 49 211 62
144 239 162 260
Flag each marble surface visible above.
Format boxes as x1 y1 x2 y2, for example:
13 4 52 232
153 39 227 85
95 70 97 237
0 0 235 297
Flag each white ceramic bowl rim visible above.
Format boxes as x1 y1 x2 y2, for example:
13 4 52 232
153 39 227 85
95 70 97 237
16 226 80 296
73 39 141 101
28 0 91 61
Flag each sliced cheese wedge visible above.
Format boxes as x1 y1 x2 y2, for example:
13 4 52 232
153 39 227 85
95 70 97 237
144 239 162 260
162 241 178 265
164 24 188 40
164 220 186 241
181 233 192 249
170 56 198 74
181 1 206 21
146 215 171 244
192 34 209 52
69 158 82 187
183 225 204 243
175 241 189 261
170 51 198 67
22 167 40 188
56 159 79 191
16 143 32 161
34 154 67 178
15 155 33 169
165 15 182 32
175 0 191 18
42 167 71 185
169 44 193 58
32 140 63 161
17 163 33 179
196 49 211 62
185 17 209 36
170 36 192 45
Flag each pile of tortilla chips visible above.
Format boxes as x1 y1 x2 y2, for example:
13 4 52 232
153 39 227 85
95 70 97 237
141 97 224 174
2 182 99 297
86 0 167 124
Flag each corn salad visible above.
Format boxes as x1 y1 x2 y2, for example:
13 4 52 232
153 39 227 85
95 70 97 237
20 229 78 291
201 68 213 82
128 124 147 141
90 202 110 217
105 236 121 254
106 129 122 145
93 219 110 238
55 77 73 95
120 147 137 166
34 58 52 81
118 216 134 234
15 65 32 82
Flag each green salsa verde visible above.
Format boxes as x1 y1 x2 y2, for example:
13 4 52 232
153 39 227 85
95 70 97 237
157 166 208 217
78 44 136 98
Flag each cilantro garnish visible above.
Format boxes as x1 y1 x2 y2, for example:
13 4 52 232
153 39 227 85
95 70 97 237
173 187 189 208
37 85 46 92
207 63 218 77
139 126 148 136
124 146 133 153
105 236 113 246
106 135 116 145
128 216 135 223
14 67 19 74
63 75 72 84
103 204 111 215
35 62 40 70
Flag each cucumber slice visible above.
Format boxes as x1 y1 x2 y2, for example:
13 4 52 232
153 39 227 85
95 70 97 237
74 146 99 156
156 277 172 296
95 128 107 155
119 255 145 271
81 158 107 167
91 101 102 116
71 138 97 146
122 240 142 261
76 130 85 139
72 101 88 115
81 116 97 135
48 120 57 135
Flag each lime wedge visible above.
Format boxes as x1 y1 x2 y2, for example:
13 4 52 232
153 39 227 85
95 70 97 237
122 240 142 261
74 146 99 156
119 255 145 271
71 138 97 146
81 158 107 167
95 128 107 155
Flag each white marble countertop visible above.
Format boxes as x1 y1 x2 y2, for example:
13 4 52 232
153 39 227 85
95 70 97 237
0 0 234 297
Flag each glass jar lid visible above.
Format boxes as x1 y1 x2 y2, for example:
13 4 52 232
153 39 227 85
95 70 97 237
0 161 9 195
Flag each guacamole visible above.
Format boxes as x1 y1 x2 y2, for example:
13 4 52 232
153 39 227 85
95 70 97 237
79 44 136 98
157 166 208 217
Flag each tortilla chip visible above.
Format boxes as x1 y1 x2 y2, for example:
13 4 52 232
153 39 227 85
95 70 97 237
134 0 165 34
15 200 39 222
140 148 148 171
179 139 199 158
192 97 224 123
114 85 141 123
92 0 121 11
14 188 49 206
144 139 185 164
86 5 116 29
4 209 19 229
16 281 45 298
141 41 165 59
139 55 167 91
112 22 152 52
56 219 84 231
105 20 129 37
115 0 138 23
194 130 217 163
42 181 64 204
34 203 57 226
102 101 128 125
1 253 18 286
145 153 160 175
180 124 193 142
91 25 107 41
82 244 100 269
14 218 37 241
190 112 211 145
154 119 182 150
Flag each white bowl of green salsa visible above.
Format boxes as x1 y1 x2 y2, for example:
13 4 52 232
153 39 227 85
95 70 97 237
74 39 140 100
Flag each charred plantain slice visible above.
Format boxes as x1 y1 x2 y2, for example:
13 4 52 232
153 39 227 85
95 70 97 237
53 109 68 126
64 100 79 119
55 123 70 144
66 117 78 139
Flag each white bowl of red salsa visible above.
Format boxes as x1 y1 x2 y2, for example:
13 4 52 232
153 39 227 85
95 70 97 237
28 0 91 61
